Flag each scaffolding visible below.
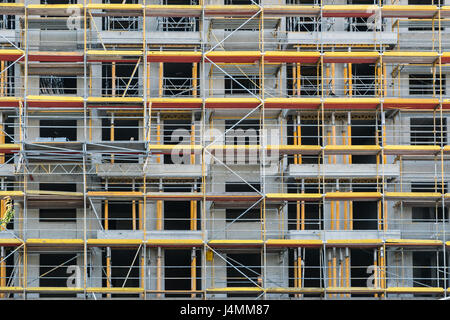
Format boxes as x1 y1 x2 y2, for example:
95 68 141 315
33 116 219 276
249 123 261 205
0 0 449 299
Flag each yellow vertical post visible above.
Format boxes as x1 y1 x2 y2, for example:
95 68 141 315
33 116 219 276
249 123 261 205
292 64 296 97
349 201 353 230
104 200 109 230
297 249 302 290
335 201 340 231
191 248 196 298
106 247 111 299
344 200 348 230
296 63 301 97
156 247 162 298
332 248 337 289
156 114 161 164
190 121 195 165
331 198 335 230
344 64 348 95
159 62 163 97
327 250 332 289
377 200 382 231
347 114 352 165
301 200 305 231
0 247 5 297
190 199 197 231
192 63 198 97
132 200 136 231
156 200 162 231
348 63 353 97
139 200 143 230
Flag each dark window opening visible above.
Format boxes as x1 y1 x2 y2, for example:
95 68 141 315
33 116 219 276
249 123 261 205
40 76 77 95
286 16 320 32
164 249 201 298
225 182 261 193
101 118 140 164
39 183 77 222
163 200 190 230
225 75 259 95
40 120 77 142
163 63 194 96
4 115 14 163
159 0 199 31
411 182 447 194
225 120 260 145
408 1 442 30
352 64 375 96
413 251 445 295
101 185 138 230
288 248 321 297
3 248 14 296
352 184 378 230
410 118 447 146
351 120 376 164
163 185 198 230
288 183 322 230
102 119 139 141
285 0 319 32
102 63 139 97
287 65 320 97
409 74 445 96
350 249 373 297
40 254 77 298
412 207 449 222
102 0 139 31
5 62 14 96
287 117 322 164
0 0 15 29
226 253 261 298
0 62 15 96
102 201 138 230
226 209 260 223
102 249 140 298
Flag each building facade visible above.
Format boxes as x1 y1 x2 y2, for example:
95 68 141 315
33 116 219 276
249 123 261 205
0 0 449 299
